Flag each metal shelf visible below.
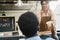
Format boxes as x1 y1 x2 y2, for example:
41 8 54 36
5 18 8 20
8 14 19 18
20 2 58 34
0 4 32 11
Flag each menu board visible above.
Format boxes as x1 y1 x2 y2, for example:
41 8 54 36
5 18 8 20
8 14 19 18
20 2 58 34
0 17 15 32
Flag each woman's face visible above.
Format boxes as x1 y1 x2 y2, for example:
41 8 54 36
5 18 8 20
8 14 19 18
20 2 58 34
41 1 48 10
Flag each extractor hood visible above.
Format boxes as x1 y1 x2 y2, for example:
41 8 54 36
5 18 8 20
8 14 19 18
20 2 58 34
0 0 32 11
0 0 18 4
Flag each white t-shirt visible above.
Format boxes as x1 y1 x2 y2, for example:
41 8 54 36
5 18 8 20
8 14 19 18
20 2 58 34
26 36 41 40
19 36 55 40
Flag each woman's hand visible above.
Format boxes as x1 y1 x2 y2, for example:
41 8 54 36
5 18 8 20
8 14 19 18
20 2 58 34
52 35 59 40
46 21 59 40
51 24 59 40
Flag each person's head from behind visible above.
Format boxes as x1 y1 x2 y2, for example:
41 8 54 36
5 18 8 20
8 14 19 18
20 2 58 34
18 12 39 38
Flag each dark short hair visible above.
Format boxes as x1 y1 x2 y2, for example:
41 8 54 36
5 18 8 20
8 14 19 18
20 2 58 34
18 12 39 37
41 0 48 5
